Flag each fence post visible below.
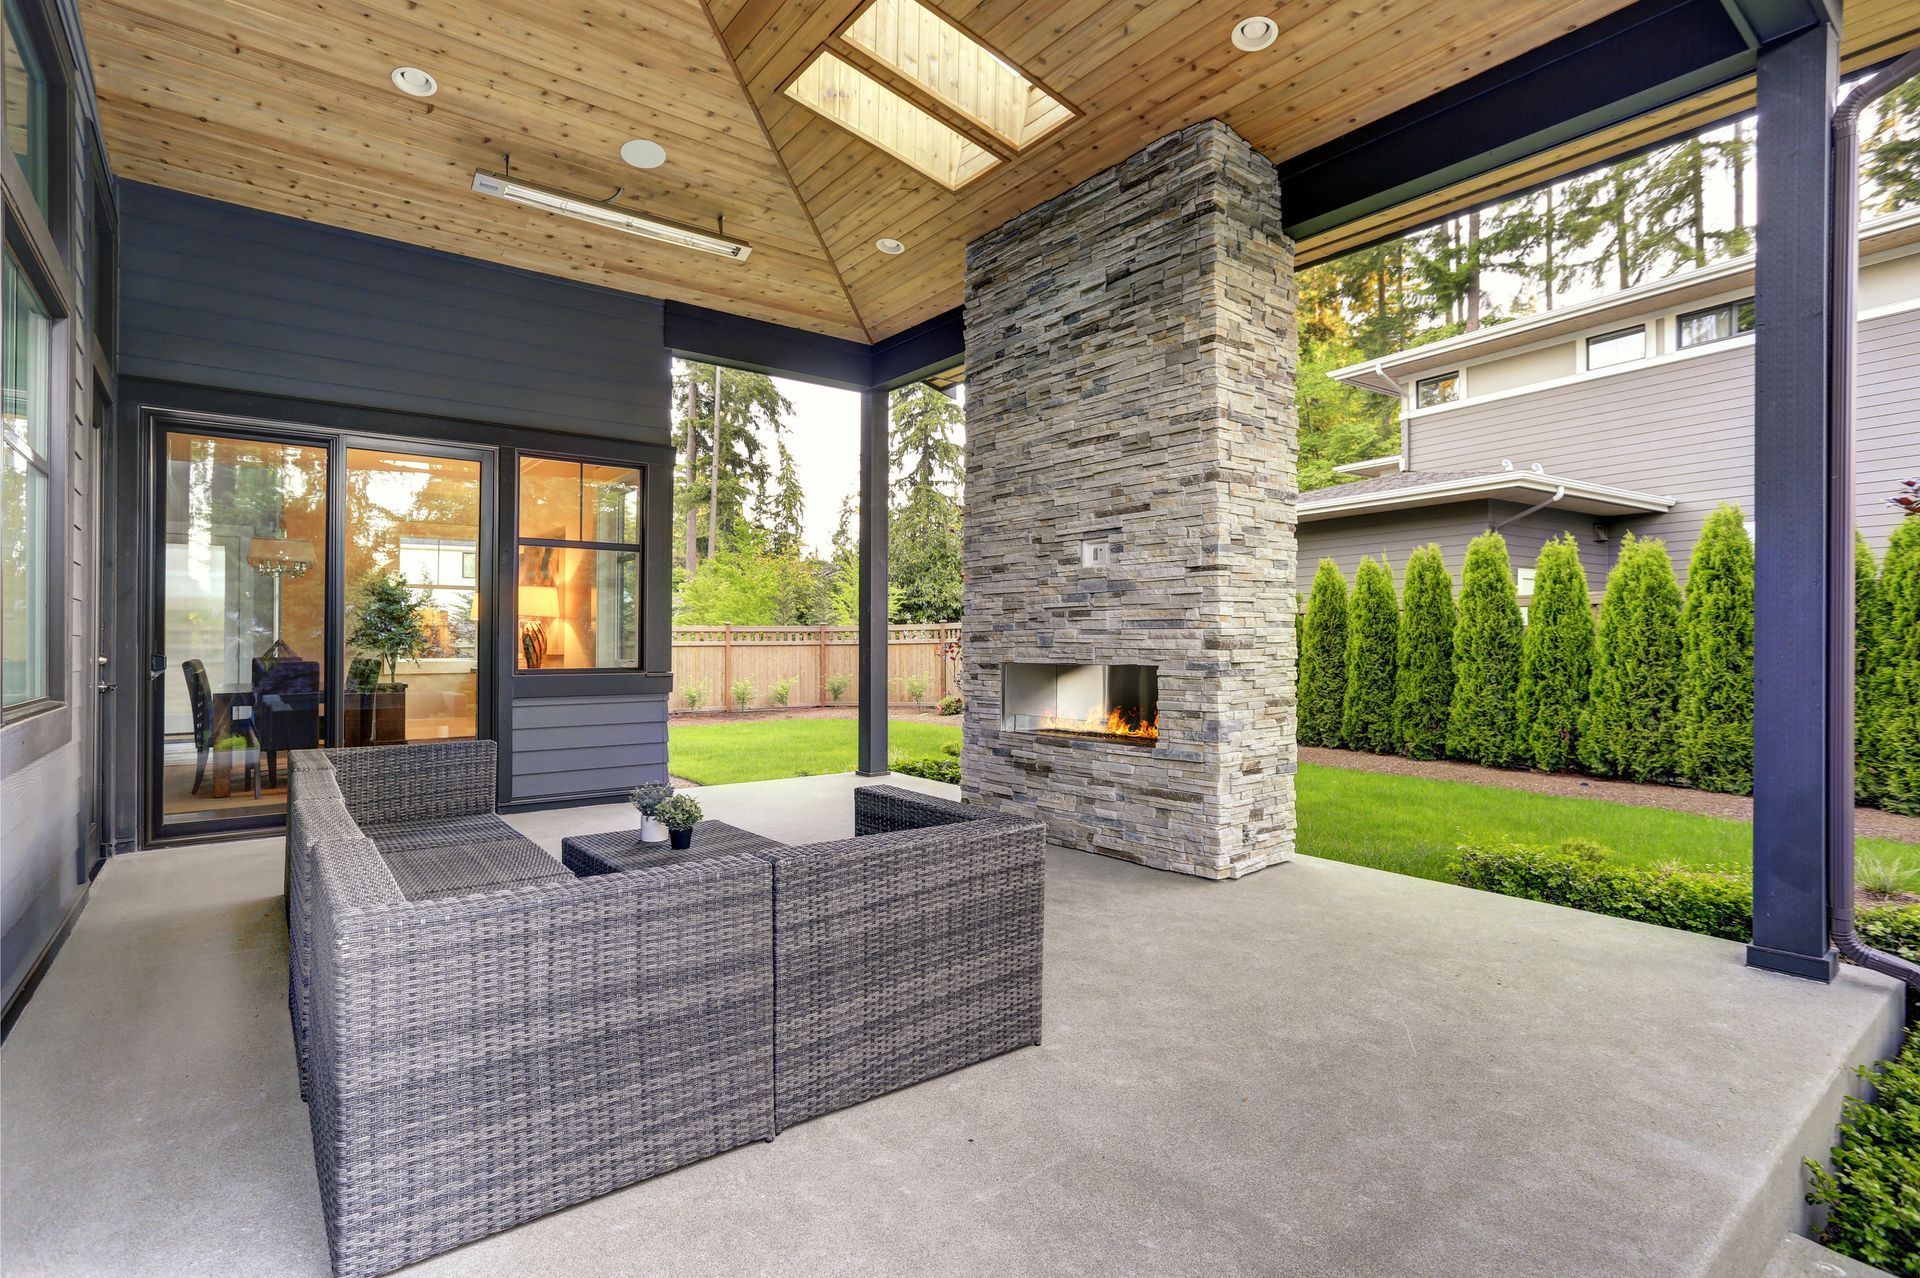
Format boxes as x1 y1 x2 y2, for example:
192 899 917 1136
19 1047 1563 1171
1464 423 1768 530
817 625 828 706
722 624 734 711
936 629 949 703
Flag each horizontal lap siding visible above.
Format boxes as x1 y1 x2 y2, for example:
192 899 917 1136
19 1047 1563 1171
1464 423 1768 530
117 182 670 445
509 695 669 799
1854 309 1920 548
1296 501 1612 593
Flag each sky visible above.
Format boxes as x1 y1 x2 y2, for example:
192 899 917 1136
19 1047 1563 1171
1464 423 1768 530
772 377 862 558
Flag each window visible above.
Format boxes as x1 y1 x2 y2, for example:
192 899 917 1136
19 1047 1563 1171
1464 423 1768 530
1586 326 1646 370
1415 371 1460 408
516 457 642 670
3 249 54 712
1676 298 1755 349
3 0 52 218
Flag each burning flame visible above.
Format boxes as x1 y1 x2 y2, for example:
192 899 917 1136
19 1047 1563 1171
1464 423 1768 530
1039 705 1158 741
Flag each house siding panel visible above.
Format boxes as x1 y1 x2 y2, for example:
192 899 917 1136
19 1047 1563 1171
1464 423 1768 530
1297 501 1612 594
508 695 668 801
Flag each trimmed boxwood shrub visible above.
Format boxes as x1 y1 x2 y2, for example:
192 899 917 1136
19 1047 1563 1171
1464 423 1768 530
1394 545 1456 760
1299 559 1350 748
1581 533 1685 781
1341 557 1399 753
1872 518 1920 815
1515 536 1594 772
1678 506 1755 794
892 739 961 785
1856 532 1884 803
1808 1030 1920 1276
1446 532 1524 767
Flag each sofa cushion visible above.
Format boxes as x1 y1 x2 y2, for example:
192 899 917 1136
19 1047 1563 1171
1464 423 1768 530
382 839 570 901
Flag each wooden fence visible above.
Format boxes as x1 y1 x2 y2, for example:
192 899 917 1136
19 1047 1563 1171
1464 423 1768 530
670 624 962 712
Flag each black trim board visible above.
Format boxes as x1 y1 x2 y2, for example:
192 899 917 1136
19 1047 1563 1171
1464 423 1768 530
1275 0 1831 241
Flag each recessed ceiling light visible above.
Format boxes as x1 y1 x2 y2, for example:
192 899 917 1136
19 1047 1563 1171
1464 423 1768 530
1230 16 1278 51
876 237 906 255
390 66 438 97
620 139 667 170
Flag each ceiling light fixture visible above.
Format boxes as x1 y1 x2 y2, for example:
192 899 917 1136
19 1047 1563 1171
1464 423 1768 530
875 237 905 255
1230 16 1278 51
619 139 667 170
390 66 438 97
471 170 751 260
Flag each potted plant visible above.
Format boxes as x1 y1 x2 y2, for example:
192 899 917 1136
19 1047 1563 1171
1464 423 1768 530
629 782 675 844
654 793 703 850
346 574 432 744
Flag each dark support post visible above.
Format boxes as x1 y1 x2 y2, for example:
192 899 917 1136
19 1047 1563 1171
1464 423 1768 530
857 387 890 776
1748 18 1840 982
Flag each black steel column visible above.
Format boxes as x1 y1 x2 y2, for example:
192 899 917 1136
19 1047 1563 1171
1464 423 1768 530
1748 19 1840 982
856 387 889 776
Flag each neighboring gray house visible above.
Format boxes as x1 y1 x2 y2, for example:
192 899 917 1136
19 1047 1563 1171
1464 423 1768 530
1301 211 1920 597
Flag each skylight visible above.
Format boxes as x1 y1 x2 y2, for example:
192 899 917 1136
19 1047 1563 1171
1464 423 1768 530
786 52 1001 191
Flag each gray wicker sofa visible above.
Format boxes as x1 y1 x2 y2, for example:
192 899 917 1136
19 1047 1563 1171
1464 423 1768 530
285 740 1044 1278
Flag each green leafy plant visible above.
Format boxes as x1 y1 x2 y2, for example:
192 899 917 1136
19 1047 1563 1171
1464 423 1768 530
1393 545 1456 760
628 782 674 816
1807 1030 1920 1276
904 673 931 702
1446 532 1524 767
347 573 432 689
825 673 851 702
1871 518 1920 815
770 676 794 707
1515 536 1595 773
892 753 960 784
1299 559 1350 748
213 734 250 753
681 680 709 711
1580 532 1684 781
654 793 703 831
1340 556 1399 752
1857 532 1885 803
731 678 756 709
1678 506 1755 793
938 693 963 716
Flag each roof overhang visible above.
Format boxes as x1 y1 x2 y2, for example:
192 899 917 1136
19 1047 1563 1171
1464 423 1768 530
1331 454 1405 478
1298 472 1676 522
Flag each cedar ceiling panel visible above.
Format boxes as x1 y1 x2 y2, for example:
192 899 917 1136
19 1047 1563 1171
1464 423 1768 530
80 0 869 339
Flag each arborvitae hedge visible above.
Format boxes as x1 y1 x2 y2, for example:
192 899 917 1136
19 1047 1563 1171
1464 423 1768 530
1856 532 1885 804
1299 559 1349 748
1341 557 1400 752
1678 506 1755 794
1393 545 1456 760
1515 536 1594 772
1580 533 1685 781
1872 518 1920 816
1446 532 1524 766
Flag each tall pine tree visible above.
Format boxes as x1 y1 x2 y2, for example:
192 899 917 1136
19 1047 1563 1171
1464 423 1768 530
1393 546 1456 759
1580 533 1685 780
1677 507 1755 793
1340 557 1400 752
1515 536 1594 772
1446 532 1524 767
888 383 965 623
1870 519 1920 815
1299 560 1350 748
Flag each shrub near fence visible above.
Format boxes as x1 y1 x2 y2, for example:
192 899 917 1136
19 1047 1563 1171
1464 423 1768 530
670 624 960 712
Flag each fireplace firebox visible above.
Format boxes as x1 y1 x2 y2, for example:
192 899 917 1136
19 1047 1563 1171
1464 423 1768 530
1002 662 1158 744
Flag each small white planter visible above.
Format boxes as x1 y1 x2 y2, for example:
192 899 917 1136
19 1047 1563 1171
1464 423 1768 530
640 815 669 844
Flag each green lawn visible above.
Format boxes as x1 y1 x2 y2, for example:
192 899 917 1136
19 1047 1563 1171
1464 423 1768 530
668 718 1920 893
669 717 962 786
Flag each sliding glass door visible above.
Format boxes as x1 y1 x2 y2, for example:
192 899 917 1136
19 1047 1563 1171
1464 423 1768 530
153 423 486 839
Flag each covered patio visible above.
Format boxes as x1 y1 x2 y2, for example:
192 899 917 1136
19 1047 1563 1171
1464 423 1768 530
1 775 1904 1277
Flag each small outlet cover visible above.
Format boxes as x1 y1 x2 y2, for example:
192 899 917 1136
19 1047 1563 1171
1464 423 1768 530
1080 541 1110 567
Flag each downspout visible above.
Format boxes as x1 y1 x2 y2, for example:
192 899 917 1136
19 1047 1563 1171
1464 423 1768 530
1491 484 1566 532
1829 50 1920 991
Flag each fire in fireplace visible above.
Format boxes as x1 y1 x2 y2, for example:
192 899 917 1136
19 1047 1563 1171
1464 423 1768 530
1002 662 1159 744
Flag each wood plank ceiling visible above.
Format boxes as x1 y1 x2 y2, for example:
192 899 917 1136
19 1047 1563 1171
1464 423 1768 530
80 0 1920 345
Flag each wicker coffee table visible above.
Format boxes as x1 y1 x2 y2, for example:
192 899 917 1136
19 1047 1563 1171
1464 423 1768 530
562 819 785 877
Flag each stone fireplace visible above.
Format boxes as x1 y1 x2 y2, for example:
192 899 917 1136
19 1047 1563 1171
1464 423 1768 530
959 120 1297 880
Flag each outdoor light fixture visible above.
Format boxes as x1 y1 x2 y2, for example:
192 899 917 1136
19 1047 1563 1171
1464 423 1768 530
875 237 905 254
470 170 752 260
390 66 438 97
1230 16 1278 51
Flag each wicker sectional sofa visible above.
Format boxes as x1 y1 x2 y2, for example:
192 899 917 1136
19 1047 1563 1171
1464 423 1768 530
286 740 1044 1278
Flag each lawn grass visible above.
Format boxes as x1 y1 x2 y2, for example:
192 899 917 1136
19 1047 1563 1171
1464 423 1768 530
667 718 1920 893
669 717 962 786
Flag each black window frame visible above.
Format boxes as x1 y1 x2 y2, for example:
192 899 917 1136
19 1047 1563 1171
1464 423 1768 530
1414 370 1461 408
511 451 647 674
1585 324 1647 370
1675 297 1756 350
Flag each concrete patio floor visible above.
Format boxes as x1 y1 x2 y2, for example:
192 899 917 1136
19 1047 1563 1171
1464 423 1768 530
0 773 1904 1277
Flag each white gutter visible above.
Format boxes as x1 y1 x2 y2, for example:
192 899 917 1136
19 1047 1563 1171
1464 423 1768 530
1299 471 1674 522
